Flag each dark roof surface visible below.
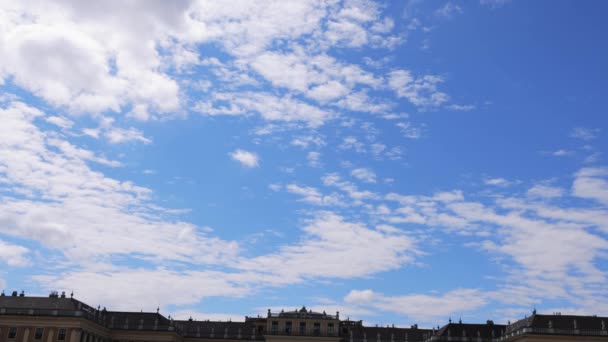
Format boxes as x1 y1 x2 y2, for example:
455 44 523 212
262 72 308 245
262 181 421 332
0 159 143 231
508 313 608 332
106 311 171 330
0 295 83 311
177 320 263 339
434 322 506 340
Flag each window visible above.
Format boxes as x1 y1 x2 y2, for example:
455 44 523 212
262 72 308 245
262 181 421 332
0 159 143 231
58 329 67 341
7 327 17 339
285 322 292 334
271 321 278 334
299 322 306 335
328 323 335 336
313 323 320 335
34 328 44 340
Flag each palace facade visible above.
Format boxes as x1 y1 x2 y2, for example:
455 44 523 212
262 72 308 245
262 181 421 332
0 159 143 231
1 291 607 342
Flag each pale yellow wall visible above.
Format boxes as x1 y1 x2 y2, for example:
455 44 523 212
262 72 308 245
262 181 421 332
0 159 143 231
0 315 106 342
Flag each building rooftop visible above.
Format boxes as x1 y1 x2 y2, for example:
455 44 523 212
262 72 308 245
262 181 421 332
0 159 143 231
2 291 608 341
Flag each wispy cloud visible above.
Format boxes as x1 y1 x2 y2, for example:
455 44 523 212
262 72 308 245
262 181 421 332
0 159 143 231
571 127 599 141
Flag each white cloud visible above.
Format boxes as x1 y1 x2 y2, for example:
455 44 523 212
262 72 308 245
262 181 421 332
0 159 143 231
484 177 511 187
237 212 418 282
340 136 366 153
197 92 333 128
105 126 152 144
291 135 326 149
249 50 381 105
0 0 408 141
344 288 486 322
585 152 602 164
571 127 599 141
480 0 511 7
0 1 182 116
230 149 260 168
380 169 608 314
388 70 449 107
572 167 608 205
34 268 250 311
0 240 30 267
322 173 378 204
45 116 74 129
307 151 322 168
308 81 350 102
128 104 151 121
351 168 377 183
446 104 475 111
0 100 238 266
286 184 342 206
396 122 423 139
552 149 573 156
268 183 281 192
336 91 393 113
251 52 311 92
435 2 463 18
527 184 564 199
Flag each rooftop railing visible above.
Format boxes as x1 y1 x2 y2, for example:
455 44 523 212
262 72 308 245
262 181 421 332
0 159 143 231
268 313 339 320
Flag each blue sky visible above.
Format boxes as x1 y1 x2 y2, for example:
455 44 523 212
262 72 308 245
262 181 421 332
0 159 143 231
1 0 607 328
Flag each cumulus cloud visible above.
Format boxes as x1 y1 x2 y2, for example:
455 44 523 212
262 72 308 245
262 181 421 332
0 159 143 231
230 149 260 168
0 1 182 116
